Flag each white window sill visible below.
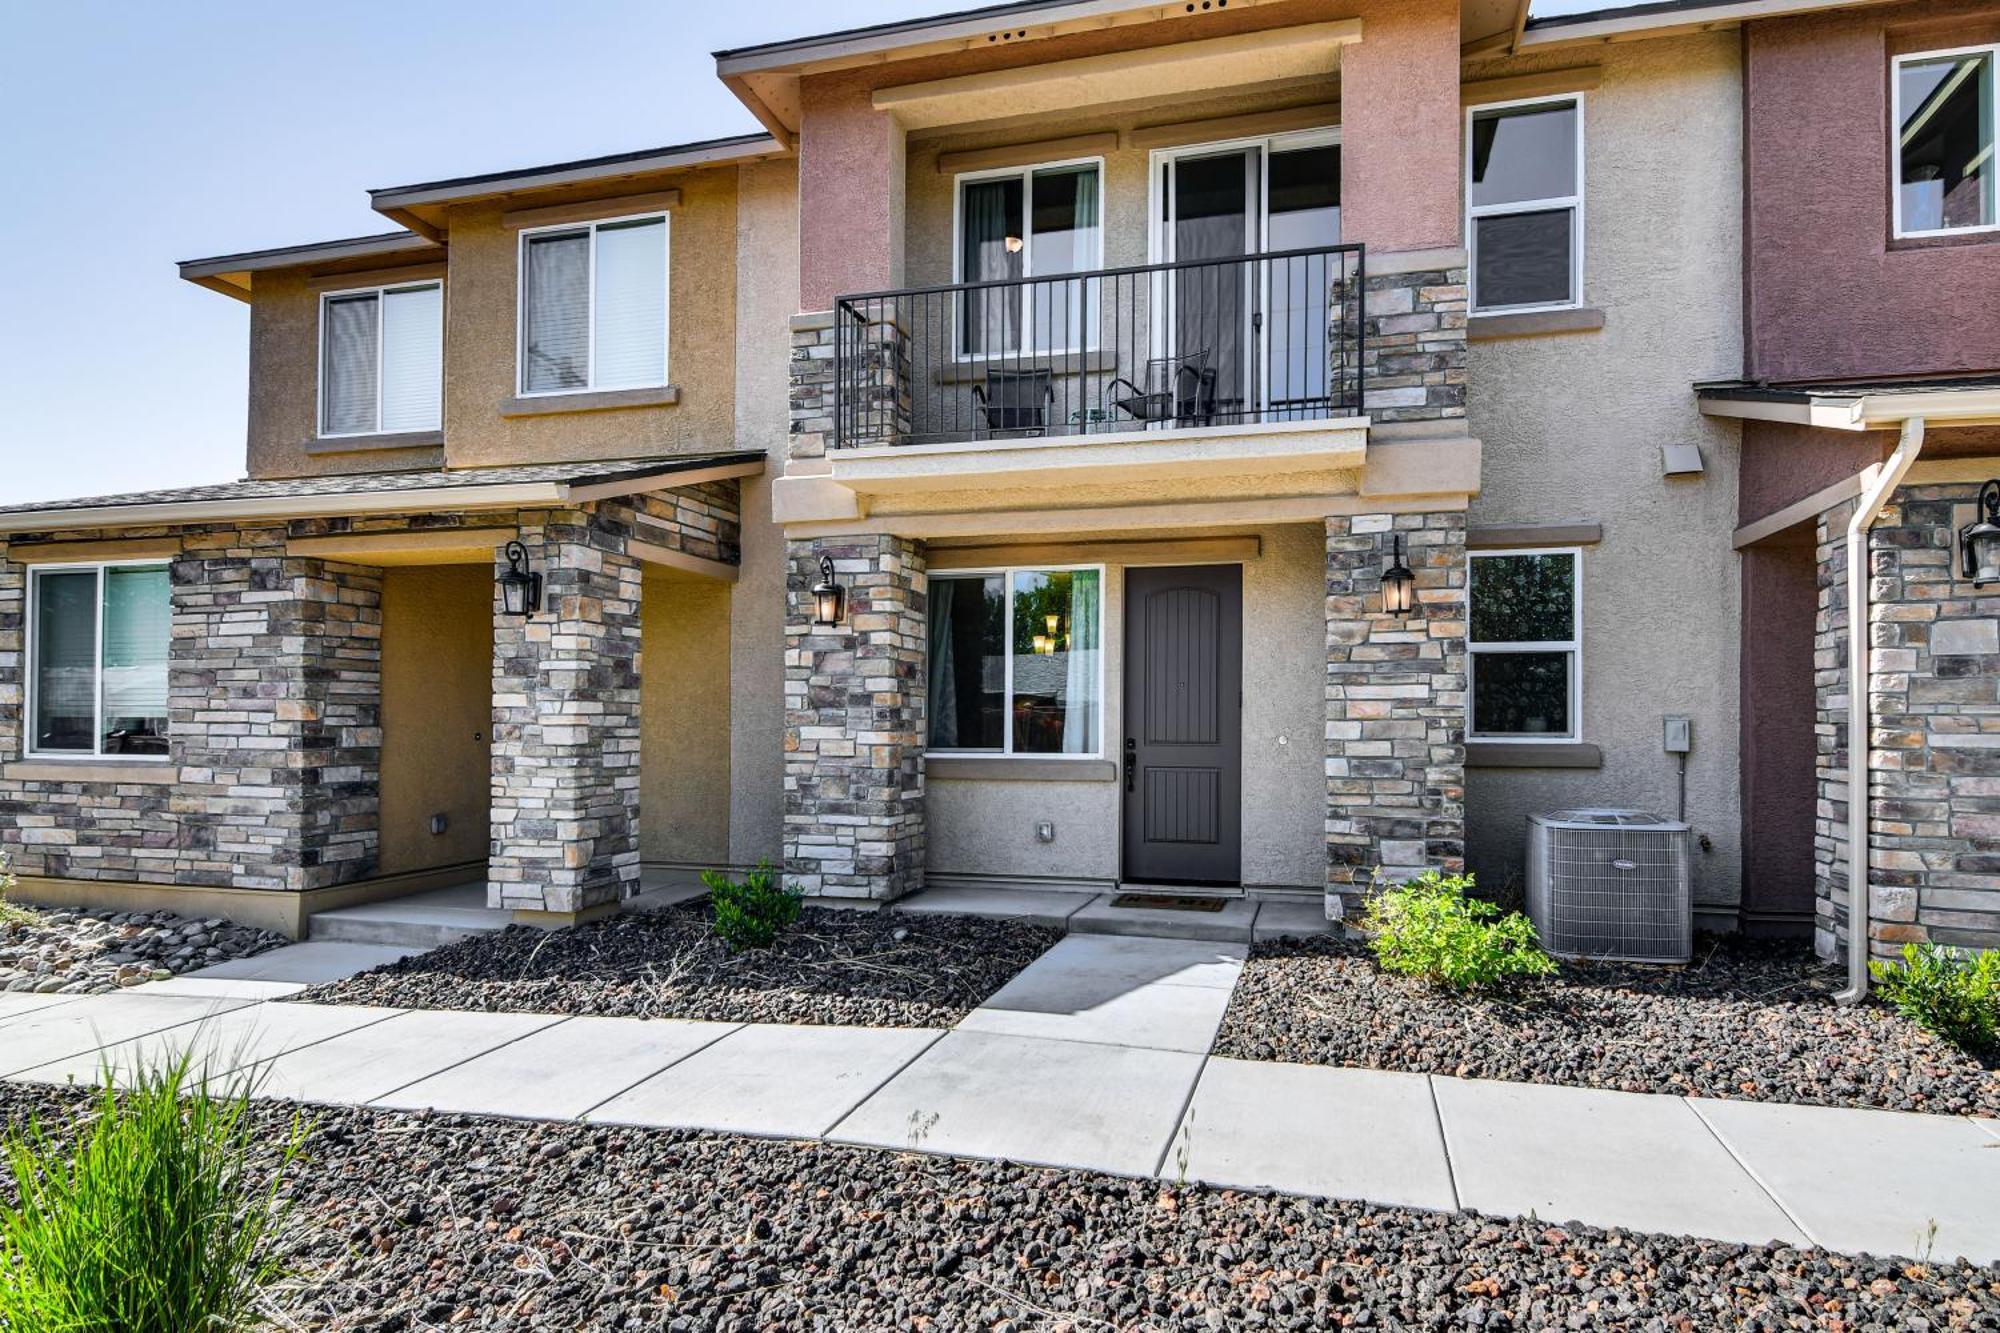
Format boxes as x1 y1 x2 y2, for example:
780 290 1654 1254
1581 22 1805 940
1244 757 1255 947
304 430 444 456
1468 307 1605 340
5 759 175 784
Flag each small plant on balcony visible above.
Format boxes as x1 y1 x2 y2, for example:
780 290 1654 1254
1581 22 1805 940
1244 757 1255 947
702 860 802 953
1870 943 2000 1058
1361 871 1557 991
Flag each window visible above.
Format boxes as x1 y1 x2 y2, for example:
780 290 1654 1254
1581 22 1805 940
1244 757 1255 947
319 282 443 437
1468 549 1580 742
27 562 171 759
955 161 1102 356
926 566 1103 756
1893 45 1997 238
519 213 669 394
1467 97 1583 312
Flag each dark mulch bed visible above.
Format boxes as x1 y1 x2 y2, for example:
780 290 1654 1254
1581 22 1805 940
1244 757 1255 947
289 905 1063 1029
5 1085 1996 1331
1214 933 2000 1117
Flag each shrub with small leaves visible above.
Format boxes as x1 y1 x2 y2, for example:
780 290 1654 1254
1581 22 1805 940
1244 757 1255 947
1361 871 1557 991
1870 942 2000 1057
701 860 802 952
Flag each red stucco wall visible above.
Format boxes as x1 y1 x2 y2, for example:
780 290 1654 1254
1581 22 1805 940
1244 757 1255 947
1744 1 2000 384
1738 533 1819 932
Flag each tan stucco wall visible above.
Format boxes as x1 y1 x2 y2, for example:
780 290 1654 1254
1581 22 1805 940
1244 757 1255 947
726 158 799 868
641 572 732 865
925 522 1325 890
1463 32 1746 914
440 170 740 468
378 565 492 875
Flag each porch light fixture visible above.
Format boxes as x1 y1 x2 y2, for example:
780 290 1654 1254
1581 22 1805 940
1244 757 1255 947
498 540 543 617
1960 480 2000 588
810 554 846 627
1381 533 1416 616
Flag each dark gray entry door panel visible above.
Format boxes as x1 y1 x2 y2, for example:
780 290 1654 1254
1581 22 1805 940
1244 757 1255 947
1122 565 1242 885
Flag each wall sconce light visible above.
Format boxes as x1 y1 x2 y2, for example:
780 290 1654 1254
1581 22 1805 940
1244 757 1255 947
810 554 846 627
1960 480 2000 588
1381 533 1416 616
498 540 543 617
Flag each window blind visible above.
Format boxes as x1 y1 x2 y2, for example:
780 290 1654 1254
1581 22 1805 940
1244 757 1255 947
32 570 95 752
524 231 590 392
322 294 380 434
592 218 667 389
101 565 170 718
379 284 443 432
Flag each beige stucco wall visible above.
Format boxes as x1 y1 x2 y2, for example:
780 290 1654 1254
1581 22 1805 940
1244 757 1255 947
925 522 1325 891
1463 32 1746 915
440 169 740 468
726 158 799 868
378 564 492 875
641 572 732 865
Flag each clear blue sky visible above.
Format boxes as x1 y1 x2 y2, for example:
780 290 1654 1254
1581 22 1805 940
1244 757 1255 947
0 0 1627 506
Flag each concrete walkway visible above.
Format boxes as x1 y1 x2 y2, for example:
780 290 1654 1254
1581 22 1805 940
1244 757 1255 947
2 938 1996 1265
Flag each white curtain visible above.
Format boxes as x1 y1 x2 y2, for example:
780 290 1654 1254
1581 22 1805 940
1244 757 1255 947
960 178 1022 355
379 284 442 432
1062 569 1101 754
524 231 590 391
101 565 169 718
593 218 667 388
322 293 379 433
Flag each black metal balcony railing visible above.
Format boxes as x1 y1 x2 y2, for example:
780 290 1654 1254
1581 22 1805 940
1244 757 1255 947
832 244 1365 449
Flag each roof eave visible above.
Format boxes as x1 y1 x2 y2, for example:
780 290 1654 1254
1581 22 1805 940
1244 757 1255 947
177 231 443 301
1519 0 1894 49
1696 384 2000 430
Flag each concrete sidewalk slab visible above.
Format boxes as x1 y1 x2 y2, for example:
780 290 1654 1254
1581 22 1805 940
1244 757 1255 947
959 952 1236 1052
1000 933 1245 994
0 992 84 1025
1978 1118 2000 1143
890 886 1095 930
132 978 308 1001
0 993 260 1078
380 1015 742 1121
1692 1098 2000 1263
15 1001 404 1088
1070 894 1259 943
1433 1077 1807 1248
1171 1059 1456 1211
588 1024 941 1139
189 941 421 984
1251 897 1339 942
249 1009 562 1105
832 1030 1205 1176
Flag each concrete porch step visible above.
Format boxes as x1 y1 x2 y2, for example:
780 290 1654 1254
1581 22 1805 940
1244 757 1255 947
889 887 1335 945
308 884 509 949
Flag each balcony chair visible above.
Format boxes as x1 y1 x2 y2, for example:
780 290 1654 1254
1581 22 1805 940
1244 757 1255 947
970 368 1058 439
1105 351 1219 427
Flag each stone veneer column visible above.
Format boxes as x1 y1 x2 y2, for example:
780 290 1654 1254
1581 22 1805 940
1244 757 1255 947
171 529 382 891
488 510 642 917
1360 258 1468 425
782 536 926 900
1324 512 1467 915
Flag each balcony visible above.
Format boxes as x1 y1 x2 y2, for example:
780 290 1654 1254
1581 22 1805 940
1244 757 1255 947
831 245 1366 452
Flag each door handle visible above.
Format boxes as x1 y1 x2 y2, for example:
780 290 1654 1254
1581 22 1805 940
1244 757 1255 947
1124 739 1136 793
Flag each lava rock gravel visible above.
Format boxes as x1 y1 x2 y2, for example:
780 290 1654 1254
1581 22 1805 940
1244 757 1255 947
1215 933 2000 1116
291 905 1063 1028
4 1084 1995 1331
0 904 285 996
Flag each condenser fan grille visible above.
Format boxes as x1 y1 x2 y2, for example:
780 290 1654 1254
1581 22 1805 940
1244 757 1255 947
1526 811 1692 963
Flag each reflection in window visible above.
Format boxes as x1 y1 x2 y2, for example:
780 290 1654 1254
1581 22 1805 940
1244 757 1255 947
958 163 1102 356
31 563 170 758
1469 550 1579 740
926 567 1101 756
1468 99 1582 311
1897 49 1996 235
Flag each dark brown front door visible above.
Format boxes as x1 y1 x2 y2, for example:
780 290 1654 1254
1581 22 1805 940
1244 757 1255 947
1122 565 1242 885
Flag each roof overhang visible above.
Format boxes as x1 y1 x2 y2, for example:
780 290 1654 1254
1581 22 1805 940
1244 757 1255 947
177 231 443 303
1697 381 2000 431
0 455 765 535
368 134 787 240
1516 0 1896 52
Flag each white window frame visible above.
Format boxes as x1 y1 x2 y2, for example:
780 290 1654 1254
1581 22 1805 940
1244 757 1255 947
923 562 1108 759
515 210 672 397
23 559 173 763
1466 546 1583 744
1890 43 2000 241
950 157 1106 360
316 280 444 439
1465 94 1586 315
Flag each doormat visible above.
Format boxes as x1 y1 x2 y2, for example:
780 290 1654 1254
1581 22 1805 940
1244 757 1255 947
1110 893 1229 913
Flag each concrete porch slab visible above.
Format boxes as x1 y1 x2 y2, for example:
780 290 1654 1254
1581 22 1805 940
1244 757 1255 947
1433 1076 1807 1248
1070 893 1260 942
248 1009 563 1105
14 1000 403 1088
1691 1098 2000 1263
889 886 1096 929
1251 897 1340 942
0 993 261 1079
587 1024 942 1140
831 1030 1205 1176
379 1015 742 1121
956 933 1242 1052
1170 1059 1457 1211
309 883 508 947
187 941 422 984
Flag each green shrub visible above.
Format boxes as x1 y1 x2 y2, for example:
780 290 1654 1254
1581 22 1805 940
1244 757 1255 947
0 1053 305 1332
1361 871 1557 991
702 860 802 952
1870 942 2000 1057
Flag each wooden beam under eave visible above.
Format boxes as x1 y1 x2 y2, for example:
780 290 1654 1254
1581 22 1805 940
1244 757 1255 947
630 540 739 582
287 528 514 566
378 206 445 243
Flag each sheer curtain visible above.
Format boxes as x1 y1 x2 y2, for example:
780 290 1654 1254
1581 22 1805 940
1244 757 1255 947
1062 570 1101 754
1030 166 1100 351
960 178 1022 355
927 581 959 749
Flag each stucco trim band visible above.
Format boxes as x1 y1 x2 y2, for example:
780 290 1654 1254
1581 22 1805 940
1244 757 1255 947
6 536 182 563
307 263 448 292
1460 65 1602 106
926 757 1118 782
930 535 1261 569
302 430 446 456
501 190 683 231
1467 307 1606 340
1465 741 1603 768
1468 520 1602 547
499 385 682 418
936 133 1120 175
1127 101 1343 150
782 491 1464 542
287 528 514 565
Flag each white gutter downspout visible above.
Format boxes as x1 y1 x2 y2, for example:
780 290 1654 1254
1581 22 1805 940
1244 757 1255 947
1835 414 1925 1005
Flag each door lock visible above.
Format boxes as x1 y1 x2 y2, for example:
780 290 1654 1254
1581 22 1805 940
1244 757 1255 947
1124 737 1136 793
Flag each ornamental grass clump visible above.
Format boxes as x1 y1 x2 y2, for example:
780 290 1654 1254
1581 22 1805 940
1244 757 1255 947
1361 871 1557 991
0 1052 306 1333
702 859 803 952
1870 942 2000 1059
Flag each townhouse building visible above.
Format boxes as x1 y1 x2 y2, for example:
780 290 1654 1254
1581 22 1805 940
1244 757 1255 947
0 0 1988 969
